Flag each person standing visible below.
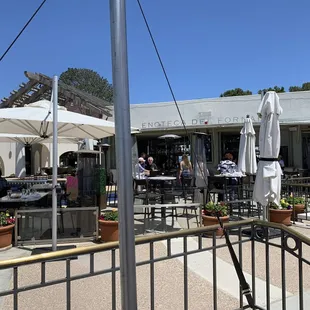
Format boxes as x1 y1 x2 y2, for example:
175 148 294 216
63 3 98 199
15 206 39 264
179 154 192 179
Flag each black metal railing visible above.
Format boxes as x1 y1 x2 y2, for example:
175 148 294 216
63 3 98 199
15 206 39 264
0 219 309 309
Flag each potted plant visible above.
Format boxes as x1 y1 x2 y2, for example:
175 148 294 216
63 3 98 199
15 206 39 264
0 211 15 249
286 196 305 220
98 208 119 242
269 199 292 226
202 201 229 236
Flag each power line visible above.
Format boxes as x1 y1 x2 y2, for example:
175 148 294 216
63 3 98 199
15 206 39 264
0 0 47 63
136 0 208 188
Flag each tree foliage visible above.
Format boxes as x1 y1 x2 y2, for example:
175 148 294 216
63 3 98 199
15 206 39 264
60 68 113 102
289 82 310 92
258 86 285 94
220 82 310 97
220 88 252 97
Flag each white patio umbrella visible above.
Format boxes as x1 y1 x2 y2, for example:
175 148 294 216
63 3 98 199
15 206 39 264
0 99 139 139
0 133 80 145
253 91 283 220
0 96 138 250
238 116 257 175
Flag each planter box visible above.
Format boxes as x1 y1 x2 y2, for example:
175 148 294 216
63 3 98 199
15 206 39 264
0 224 14 249
201 214 229 237
291 204 305 220
99 220 119 242
269 209 292 226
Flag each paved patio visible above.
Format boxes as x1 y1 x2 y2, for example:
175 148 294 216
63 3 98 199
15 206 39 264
0 211 310 309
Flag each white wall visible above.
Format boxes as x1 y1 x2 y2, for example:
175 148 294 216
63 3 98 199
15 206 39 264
0 142 16 176
130 91 310 130
0 142 79 176
42 142 78 166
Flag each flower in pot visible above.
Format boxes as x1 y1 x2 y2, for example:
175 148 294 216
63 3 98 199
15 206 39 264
286 196 305 219
269 199 292 226
202 201 229 236
0 211 15 249
98 208 119 242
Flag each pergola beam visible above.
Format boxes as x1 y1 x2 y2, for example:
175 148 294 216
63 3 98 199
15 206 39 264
0 71 113 118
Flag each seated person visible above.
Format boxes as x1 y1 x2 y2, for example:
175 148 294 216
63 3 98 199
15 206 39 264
134 157 150 179
217 152 240 200
145 157 157 171
140 152 147 168
217 152 239 175
0 169 8 198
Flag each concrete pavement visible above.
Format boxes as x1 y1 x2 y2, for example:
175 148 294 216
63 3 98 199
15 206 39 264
0 212 310 309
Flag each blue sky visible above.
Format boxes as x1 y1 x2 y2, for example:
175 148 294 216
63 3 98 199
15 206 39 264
0 0 310 104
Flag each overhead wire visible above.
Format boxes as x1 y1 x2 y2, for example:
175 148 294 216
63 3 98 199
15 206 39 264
136 0 209 189
0 0 47 63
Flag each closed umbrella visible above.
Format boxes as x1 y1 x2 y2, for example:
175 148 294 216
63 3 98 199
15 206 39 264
238 116 257 175
253 91 283 218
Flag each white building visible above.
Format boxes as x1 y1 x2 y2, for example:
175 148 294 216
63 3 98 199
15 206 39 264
130 91 310 171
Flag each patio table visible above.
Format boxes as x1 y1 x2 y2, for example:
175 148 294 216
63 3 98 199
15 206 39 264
0 192 48 203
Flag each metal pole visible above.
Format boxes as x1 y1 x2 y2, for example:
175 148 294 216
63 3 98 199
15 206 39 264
52 76 58 251
260 90 268 222
109 1 138 309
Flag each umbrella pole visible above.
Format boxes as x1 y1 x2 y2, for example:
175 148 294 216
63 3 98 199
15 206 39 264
260 90 269 222
109 0 138 309
52 76 58 251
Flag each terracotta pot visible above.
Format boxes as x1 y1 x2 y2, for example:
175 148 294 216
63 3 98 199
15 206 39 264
201 214 229 236
269 209 292 226
0 224 14 248
291 204 305 220
99 220 119 242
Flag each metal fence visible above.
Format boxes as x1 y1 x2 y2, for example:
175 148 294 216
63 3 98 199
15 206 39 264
0 219 309 309
281 182 310 222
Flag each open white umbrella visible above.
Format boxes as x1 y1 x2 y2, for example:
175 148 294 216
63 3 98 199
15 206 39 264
0 133 80 145
0 96 138 251
0 99 138 139
238 116 257 175
253 91 283 218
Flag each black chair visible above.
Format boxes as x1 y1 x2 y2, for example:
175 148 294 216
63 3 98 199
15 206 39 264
207 176 226 202
133 178 149 204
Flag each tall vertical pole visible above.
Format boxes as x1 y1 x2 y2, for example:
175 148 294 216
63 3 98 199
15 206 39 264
260 90 268 222
109 1 138 309
52 76 58 251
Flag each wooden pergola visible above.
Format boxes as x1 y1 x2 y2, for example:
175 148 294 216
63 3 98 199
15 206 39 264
0 71 113 118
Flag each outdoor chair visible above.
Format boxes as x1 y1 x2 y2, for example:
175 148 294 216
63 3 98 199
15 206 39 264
207 176 226 202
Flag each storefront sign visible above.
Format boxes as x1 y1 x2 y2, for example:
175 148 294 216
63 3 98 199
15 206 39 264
140 115 258 129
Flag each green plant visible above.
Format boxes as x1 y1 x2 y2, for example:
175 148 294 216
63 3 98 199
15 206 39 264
99 209 118 222
286 196 305 205
203 201 228 217
0 211 15 227
270 199 292 210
